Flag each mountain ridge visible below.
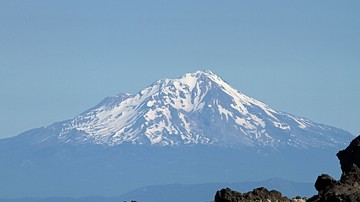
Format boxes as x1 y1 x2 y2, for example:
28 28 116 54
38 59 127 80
12 70 353 149
0 70 354 198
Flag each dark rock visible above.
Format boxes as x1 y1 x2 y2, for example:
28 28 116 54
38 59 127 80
340 165 360 187
337 135 360 187
314 174 337 193
308 190 360 202
308 135 360 202
215 187 292 202
215 188 242 202
214 135 360 202
337 135 360 174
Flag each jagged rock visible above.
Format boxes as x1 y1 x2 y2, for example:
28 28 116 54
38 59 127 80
308 135 360 202
337 135 360 174
214 135 360 202
337 135 360 187
340 165 360 187
314 174 337 193
215 188 242 202
307 190 360 202
215 187 292 202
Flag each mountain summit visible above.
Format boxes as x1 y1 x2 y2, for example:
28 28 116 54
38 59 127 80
0 70 355 198
19 70 352 149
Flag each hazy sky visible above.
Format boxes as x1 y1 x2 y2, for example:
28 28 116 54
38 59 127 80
0 1 359 139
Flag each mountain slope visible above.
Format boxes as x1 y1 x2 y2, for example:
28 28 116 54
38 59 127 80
0 70 355 198
16 70 353 149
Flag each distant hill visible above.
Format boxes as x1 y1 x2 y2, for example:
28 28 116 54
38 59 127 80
119 178 315 202
0 178 314 202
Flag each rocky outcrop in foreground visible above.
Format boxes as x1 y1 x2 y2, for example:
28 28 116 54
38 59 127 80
308 135 360 202
214 187 305 202
215 135 360 202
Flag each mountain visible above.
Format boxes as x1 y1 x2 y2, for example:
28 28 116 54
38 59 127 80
9 70 352 148
0 70 354 198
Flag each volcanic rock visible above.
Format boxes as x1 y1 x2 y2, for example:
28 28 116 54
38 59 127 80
308 135 360 202
314 174 337 193
214 187 292 202
214 135 360 202
337 135 360 186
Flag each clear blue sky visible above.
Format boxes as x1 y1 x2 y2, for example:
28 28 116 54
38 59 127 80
0 0 359 139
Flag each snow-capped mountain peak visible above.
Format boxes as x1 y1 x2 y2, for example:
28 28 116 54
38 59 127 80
34 70 353 148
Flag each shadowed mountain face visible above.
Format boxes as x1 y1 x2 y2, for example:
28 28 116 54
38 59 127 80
0 70 354 198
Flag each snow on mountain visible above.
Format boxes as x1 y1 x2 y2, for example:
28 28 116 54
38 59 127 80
0 70 355 198
32 70 352 148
